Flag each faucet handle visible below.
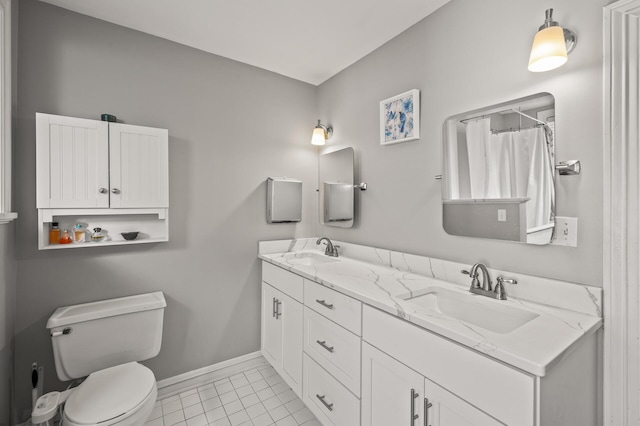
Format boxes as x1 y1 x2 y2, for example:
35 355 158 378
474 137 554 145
496 276 518 285
461 269 475 277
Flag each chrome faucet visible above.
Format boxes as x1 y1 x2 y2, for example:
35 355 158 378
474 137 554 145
316 237 340 257
469 263 492 291
461 263 517 300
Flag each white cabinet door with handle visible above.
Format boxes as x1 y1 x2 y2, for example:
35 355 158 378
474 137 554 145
262 283 283 367
109 123 169 208
362 342 425 426
36 113 109 208
260 282 303 397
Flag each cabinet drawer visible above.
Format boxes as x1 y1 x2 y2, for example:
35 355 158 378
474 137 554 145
303 354 360 426
262 262 303 302
303 307 361 396
363 305 534 426
304 279 362 335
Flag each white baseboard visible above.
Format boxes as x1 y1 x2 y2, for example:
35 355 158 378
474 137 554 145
156 351 269 399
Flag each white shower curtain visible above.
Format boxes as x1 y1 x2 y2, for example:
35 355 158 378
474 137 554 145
465 118 492 199
465 121 554 230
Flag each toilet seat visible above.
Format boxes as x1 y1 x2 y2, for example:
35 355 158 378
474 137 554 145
62 362 157 426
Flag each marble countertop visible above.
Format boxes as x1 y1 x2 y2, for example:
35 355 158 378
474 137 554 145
259 248 602 377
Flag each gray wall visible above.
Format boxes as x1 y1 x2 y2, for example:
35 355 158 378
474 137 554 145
0 224 16 426
316 0 606 286
13 0 317 418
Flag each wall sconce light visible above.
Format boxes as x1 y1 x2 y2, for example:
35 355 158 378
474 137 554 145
311 119 333 146
528 9 577 72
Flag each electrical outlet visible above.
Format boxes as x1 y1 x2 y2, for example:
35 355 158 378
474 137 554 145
551 216 578 247
497 209 507 222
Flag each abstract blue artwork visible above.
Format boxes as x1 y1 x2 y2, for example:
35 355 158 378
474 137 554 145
380 89 420 145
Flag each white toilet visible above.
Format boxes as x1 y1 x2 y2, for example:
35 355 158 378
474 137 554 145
34 292 166 426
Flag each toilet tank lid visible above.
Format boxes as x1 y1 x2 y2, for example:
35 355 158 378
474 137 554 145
47 292 166 329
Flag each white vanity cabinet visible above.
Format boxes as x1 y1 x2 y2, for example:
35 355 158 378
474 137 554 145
261 262 304 397
362 305 598 426
35 113 169 249
302 279 362 426
362 342 502 426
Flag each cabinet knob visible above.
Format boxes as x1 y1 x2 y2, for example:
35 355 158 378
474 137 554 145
111 188 121 194
98 188 108 194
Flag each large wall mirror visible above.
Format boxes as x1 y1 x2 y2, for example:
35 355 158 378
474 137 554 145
319 147 354 228
442 93 555 245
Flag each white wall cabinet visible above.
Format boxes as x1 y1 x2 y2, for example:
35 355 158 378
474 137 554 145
36 113 168 209
261 263 303 397
35 113 169 249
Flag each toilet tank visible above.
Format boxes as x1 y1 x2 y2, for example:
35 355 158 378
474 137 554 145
47 292 166 381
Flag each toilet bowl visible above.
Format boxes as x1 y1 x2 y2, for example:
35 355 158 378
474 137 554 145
61 362 157 426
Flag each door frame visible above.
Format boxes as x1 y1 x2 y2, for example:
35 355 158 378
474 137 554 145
603 1 640 424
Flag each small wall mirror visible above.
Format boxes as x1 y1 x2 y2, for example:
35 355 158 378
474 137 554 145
442 93 555 245
319 147 354 228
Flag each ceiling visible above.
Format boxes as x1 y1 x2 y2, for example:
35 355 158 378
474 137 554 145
39 0 450 86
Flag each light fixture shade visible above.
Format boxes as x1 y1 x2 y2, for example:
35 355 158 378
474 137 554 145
311 127 326 145
528 26 568 72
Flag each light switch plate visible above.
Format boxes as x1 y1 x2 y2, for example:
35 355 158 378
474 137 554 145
497 209 507 222
551 217 578 247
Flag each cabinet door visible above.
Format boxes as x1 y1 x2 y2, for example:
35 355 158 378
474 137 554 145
362 342 425 426
424 378 504 426
109 123 169 208
261 283 282 367
280 291 303 397
36 113 109 208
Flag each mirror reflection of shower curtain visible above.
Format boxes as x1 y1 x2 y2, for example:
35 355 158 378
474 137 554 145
466 119 554 230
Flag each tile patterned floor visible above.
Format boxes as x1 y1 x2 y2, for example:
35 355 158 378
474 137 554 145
145 364 320 426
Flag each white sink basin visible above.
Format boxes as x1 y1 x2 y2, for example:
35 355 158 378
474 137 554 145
400 287 539 334
283 252 339 266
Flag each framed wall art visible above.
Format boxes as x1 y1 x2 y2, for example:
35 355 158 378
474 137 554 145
380 89 420 145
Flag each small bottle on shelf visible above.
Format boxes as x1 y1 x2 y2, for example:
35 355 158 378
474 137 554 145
59 228 73 244
91 227 106 243
73 223 85 243
49 222 60 245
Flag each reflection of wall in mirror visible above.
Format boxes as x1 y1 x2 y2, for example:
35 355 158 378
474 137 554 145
324 181 353 222
443 199 527 242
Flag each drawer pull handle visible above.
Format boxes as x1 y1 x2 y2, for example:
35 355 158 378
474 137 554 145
424 398 433 426
411 389 419 424
316 299 334 309
316 340 335 353
316 394 334 411
272 297 276 318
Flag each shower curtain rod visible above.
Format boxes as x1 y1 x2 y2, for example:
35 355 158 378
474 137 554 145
491 123 546 134
460 108 550 126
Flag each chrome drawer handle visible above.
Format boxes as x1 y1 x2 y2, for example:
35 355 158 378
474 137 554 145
316 299 334 309
316 340 335 353
316 394 334 411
